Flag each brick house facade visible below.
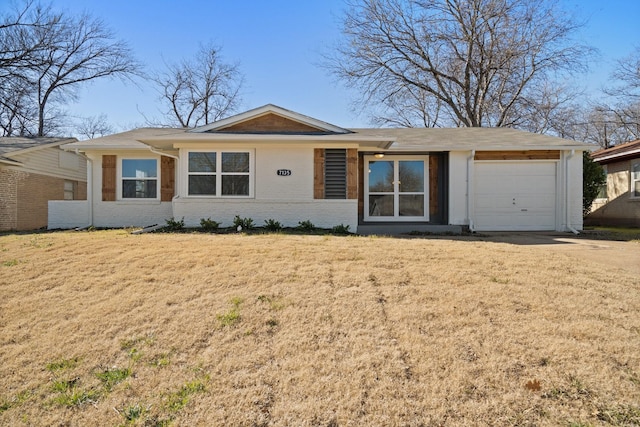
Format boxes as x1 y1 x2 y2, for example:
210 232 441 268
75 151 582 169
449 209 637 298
0 137 86 231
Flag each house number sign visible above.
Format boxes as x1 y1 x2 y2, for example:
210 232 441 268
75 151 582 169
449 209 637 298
277 169 292 176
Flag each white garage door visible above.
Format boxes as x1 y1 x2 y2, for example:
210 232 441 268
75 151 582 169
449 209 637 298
474 162 557 231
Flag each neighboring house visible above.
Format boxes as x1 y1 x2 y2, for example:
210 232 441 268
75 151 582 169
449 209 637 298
1 137 87 231
49 104 589 233
587 139 640 227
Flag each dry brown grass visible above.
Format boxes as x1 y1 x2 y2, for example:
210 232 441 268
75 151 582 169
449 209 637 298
1 230 639 426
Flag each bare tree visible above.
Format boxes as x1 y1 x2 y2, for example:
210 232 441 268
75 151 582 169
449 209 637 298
74 113 114 140
330 0 594 128
152 43 243 128
0 1 141 136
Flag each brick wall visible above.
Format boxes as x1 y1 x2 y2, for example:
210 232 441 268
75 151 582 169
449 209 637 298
0 169 19 231
0 168 87 231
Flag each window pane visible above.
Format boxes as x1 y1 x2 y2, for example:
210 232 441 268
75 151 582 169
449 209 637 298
122 159 157 178
399 195 424 216
189 152 216 173
369 194 394 216
399 161 424 192
189 175 216 195
123 180 157 198
634 181 640 198
369 161 394 192
222 175 249 195
222 152 249 172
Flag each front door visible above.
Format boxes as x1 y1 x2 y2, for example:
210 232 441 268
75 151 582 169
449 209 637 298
364 155 429 222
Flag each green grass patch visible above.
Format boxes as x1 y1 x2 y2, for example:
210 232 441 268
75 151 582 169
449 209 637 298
1 259 19 267
164 379 206 413
52 388 99 407
217 297 242 327
46 357 80 372
95 367 131 391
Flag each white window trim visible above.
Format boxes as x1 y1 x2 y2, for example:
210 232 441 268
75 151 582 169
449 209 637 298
631 161 640 199
117 156 160 201
363 155 429 222
184 149 254 198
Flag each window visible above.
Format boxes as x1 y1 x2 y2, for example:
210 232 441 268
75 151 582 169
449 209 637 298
121 159 158 199
596 165 607 199
63 181 74 200
632 161 640 198
187 151 251 197
364 155 428 221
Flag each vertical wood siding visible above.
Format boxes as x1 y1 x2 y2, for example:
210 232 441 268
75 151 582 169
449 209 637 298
347 148 358 200
102 155 116 201
313 149 325 199
160 157 175 202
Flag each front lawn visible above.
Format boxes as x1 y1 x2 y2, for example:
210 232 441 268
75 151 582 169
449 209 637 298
1 230 639 426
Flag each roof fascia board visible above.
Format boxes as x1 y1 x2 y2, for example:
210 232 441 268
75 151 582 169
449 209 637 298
593 148 640 163
3 138 77 156
0 156 23 165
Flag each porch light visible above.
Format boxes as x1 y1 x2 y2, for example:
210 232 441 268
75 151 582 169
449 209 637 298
374 153 385 159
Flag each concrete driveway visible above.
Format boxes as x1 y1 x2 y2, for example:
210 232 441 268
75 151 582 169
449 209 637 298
476 232 640 276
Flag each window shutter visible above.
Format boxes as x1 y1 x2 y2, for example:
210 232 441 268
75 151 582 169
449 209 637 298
347 148 358 199
160 156 175 202
102 155 116 201
314 149 325 199
324 149 347 199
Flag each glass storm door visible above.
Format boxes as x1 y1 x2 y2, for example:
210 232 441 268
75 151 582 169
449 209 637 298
365 156 429 221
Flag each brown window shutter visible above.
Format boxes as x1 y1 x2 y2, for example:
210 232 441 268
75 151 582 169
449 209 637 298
102 155 116 201
160 156 175 202
314 148 325 199
346 148 358 199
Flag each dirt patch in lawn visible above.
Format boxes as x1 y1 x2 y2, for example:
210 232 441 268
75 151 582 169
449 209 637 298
1 230 639 426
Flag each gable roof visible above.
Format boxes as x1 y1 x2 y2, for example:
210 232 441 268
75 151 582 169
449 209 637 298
351 127 592 151
191 104 352 134
0 136 77 165
60 105 593 153
591 139 640 163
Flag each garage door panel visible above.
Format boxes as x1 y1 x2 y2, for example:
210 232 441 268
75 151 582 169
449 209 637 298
474 161 557 231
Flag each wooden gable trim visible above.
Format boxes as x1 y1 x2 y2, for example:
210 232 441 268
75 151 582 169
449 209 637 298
474 150 561 161
160 156 175 202
314 149 325 199
217 113 325 134
102 155 116 201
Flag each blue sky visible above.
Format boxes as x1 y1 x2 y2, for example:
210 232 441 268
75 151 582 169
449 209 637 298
3 0 640 131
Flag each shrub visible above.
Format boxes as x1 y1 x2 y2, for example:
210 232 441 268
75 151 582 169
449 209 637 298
296 220 315 232
583 151 606 218
331 224 351 234
233 215 254 231
200 217 220 232
264 218 283 232
164 217 185 231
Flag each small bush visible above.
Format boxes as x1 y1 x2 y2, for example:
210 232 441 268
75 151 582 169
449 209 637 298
164 217 185 231
264 218 283 232
233 215 254 231
200 217 220 232
331 224 350 234
297 220 315 232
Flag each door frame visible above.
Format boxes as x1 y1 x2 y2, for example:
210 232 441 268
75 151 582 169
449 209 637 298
363 155 430 222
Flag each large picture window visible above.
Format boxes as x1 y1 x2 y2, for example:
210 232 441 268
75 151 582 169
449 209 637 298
121 159 157 199
188 151 251 197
